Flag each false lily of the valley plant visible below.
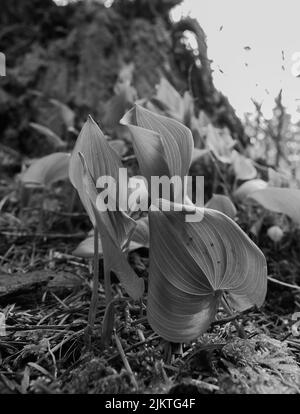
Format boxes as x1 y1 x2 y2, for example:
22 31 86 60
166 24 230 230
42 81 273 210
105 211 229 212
69 105 267 344
121 105 267 342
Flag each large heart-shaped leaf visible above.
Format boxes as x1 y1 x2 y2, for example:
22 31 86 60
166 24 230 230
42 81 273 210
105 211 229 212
21 152 70 187
147 200 267 342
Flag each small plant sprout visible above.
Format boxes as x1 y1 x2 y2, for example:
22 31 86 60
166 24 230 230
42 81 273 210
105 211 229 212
69 116 144 342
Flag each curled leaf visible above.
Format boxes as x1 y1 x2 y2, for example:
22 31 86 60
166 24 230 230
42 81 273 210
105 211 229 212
69 116 122 225
121 104 194 199
79 153 144 300
205 194 237 219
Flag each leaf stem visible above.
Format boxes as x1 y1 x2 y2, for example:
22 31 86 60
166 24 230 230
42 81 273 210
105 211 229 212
114 332 138 390
87 228 100 331
104 262 112 306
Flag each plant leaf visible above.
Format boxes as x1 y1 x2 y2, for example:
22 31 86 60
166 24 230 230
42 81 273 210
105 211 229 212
232 150 257 181
69 116 122 225
121 108 170 183
109 139 128 157
121 104 194 190
268 168 288 187
79 153 144 300
73 217 149 258
153 77 184 121
20 152 70 187
249 187 300 226
128 216 149 246
234 179 268 201
29 122 66 149
205 194 237 219
49 99 75 129
206 124 235 163
191 148 210 164
147 200 267 342
103 84 136 129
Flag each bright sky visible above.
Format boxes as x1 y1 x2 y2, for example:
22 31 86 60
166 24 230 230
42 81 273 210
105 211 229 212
172 0 300 121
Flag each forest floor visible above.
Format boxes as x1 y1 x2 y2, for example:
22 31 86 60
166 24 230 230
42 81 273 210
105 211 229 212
0 171 300 395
